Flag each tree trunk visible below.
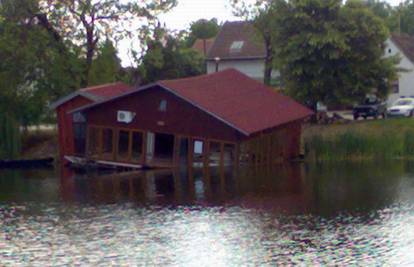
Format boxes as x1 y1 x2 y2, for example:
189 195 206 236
263 37 273 86
81 28 96 88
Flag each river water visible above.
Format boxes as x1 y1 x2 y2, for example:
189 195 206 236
1 162 414 266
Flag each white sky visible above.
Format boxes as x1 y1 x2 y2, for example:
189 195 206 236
119 0 402 66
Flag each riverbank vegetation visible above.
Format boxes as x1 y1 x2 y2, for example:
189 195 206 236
304 118 414 161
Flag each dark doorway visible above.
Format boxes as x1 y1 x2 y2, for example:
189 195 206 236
73 123 86 155
154 133 174 160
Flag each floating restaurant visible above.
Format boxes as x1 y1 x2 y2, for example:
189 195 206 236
52 69 312 169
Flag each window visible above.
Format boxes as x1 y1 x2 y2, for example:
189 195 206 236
73 112 86 123
159 99 167 112
230 41 244 53
388 48 392 54
194 140 203 155
392 80 399 94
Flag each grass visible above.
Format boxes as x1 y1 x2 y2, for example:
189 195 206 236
303 118 414 161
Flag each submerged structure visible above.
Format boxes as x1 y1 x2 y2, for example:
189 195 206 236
52 69 312 169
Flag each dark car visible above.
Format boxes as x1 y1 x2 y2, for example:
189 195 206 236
353 96 387 120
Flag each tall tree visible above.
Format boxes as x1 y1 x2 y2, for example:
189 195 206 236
186 18 220 53
139 26 204 84
88 40 122 86
33 0 177 87
230 0 277 85
270 0 398 109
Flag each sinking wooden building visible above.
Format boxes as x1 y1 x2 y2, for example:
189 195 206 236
52 69 312 169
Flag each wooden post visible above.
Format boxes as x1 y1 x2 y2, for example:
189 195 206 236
203 140 210 168
220 142 225 169
142 132 147 166
112 129 117 161
235 143 240 167
173 135 180 167
188 137 194 168
85 126 90 159
97 128 103 159
127 131 133 163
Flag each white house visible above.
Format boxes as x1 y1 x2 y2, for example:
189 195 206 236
206 21 278 83
385 33 414 105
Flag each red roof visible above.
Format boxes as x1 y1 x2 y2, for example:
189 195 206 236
72 70 312 135
81 82 132 99
390 33 414 63
50 82 132 109
158 69 313 135
207 21 266 60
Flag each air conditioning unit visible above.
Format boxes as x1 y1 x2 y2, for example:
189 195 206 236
117 110 135 123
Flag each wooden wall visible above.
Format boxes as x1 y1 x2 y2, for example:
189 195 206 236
85 86 244 142
56 96 93 161
240 120 302 165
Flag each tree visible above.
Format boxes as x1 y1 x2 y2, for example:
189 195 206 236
230 0 277 85
270 0 398 109
88 40 122 86
394 1 414 35
185 18 220 52
138 26 204 84
32 0 177 87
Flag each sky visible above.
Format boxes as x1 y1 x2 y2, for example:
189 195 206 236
119 0 402 66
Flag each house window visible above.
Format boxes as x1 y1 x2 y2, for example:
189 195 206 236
73 112 86 123
392 80 399 94
159 99 167 112
388 48 392 54
230 41 244 53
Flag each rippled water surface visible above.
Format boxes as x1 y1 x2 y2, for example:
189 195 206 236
1 162 414 266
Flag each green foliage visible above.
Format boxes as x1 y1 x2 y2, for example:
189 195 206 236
35 0 177 87
88 40 122 86
139 28 205 84
0 114 21 160
185 18 220 47
0 0 82 127
305 119 414 161
269 0 398 108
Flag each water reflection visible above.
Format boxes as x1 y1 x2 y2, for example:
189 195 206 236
1 162 414 265
56 161 413 216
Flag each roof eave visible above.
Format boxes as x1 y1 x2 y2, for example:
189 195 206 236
67 83 158 114
389 36 414 65
49 91 101 110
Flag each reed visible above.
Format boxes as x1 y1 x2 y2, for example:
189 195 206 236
304 118 414 161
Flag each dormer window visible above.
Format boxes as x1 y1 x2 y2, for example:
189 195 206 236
159 99 167 112
230 41 244 53
388 48 392 54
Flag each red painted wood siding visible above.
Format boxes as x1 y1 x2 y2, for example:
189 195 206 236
85 86 244 142
56 96 93 160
